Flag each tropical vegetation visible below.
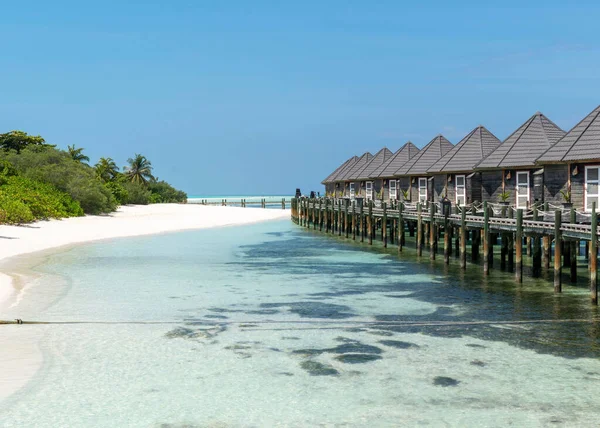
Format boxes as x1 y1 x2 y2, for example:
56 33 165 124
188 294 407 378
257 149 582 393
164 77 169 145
0 130 187 224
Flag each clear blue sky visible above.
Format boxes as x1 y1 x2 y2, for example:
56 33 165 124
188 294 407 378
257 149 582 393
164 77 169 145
1 1 599 196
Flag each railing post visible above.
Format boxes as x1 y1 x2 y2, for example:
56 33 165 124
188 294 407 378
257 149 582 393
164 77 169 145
591 203 598 304
554 209 562 292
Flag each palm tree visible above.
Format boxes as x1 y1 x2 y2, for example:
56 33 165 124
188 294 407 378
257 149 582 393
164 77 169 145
124 153 155 185
67 145 90 163
95 157 120 182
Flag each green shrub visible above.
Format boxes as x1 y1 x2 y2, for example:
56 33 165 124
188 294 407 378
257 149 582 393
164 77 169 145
0 195 34 224
121 181 151 205
147 181 187 203
104 181 129 204
0 147 115 214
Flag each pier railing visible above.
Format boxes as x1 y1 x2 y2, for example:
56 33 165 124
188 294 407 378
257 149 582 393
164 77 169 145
291 197 599 304
188 198 290 209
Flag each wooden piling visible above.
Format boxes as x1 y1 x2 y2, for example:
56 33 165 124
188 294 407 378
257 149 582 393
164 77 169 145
398 203 404 253
591 203 597 304
344 200 349 238
460 208 467 269
444 204 450 264
429 203 436 260
543 236 550 270
532 206 541 277
367 201 373 245
382 202 388 248
417 203 423 256
554 209 562 293
483 201 490 275
515 209 523 283
359 201 364 243
318 199 323 231
351 201 356 240
569 208 577 283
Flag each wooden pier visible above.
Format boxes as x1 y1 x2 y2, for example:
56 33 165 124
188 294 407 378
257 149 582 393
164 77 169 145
291 197 600 304
189 198 289 209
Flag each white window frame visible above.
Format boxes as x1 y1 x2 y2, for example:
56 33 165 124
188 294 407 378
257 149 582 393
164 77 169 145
389 180 397 200
418 178 428 203
365 181 373 200
516 171 530 209
585 165 600 212
455 175 466 206
349 182 355 198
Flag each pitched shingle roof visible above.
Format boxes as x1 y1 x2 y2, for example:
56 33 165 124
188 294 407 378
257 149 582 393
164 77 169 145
375 142 420 178
428 126 501 173
355 147 394 180
476 112 565 169
337 152 373 181
394 135 454 176
537 105 600 163
322 156 358 184
329 156 360 182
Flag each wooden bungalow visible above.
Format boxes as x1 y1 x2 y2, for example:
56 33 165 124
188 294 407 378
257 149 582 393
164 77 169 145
321 155 358 197
352 148 394 201
427 126 501 205
536 105 600 212
393 135 454 203
372 142 420 202
475 112 565 208
336 152 373 198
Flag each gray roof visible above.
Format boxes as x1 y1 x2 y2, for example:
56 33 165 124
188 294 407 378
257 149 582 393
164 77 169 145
537 105 600 163
476 112 565 169
355 147 394 180
394 135 454 176
322 156 358 184
428 126 501 173
337 152 373 181
375 142 420 178
329 155 360 182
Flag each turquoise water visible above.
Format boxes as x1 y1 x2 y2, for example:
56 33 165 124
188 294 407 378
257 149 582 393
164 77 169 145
1 220 600 427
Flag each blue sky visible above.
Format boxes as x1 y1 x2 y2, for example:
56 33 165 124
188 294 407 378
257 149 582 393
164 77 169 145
1 1 599 195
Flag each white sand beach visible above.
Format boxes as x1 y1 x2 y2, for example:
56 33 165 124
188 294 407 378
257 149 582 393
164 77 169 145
0 204 289 307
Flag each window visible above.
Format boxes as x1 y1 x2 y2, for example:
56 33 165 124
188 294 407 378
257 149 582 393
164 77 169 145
418 178 427 203
389 180 397 200
365 181 373 200
516 171 529 209
586 166 600 211
455 175 466 206
349 182 355 198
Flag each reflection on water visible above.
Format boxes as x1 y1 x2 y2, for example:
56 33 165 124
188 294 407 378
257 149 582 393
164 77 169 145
1 220 599 427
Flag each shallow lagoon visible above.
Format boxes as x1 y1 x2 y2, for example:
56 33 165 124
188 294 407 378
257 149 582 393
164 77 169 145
1 220 599 427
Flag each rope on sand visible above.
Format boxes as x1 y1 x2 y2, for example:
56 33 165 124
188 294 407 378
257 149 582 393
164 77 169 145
1 318 599 327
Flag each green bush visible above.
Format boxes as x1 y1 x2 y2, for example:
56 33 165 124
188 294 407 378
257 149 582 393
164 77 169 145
104 181 129 204
121 181 151 205
0 196 34 224
147 180 187 203
0 147 115 214
0 175 83 221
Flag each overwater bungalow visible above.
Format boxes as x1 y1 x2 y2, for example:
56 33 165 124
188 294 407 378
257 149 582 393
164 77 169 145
372 142 420 201
351 147 394 200
536 105 600 211
321 155 358 197
393 135 454 203
475 112 565 208
336 152 373 198
427 126 501 205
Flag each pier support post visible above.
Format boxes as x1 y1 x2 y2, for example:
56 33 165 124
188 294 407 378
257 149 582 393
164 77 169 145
429 203 436 260
359 201 364 243
483 202 490 275
444 205 450 264
460 208 467 269
367 201 373 245
382 202 388 248
344 199 349 238
543 236 550 270
398 203 404 253
570 208 577 283
417 203 423 256
554 209 562 293
532 207 541 277
591 203 597 304
338 200 342 236
351 201 356 240
515 209 523 283
319 199 323 231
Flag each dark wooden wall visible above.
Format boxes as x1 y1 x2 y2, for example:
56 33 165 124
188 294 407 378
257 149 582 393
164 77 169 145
433 174 446 202
544 165 568 207
467 173 482 204
481 171 503 203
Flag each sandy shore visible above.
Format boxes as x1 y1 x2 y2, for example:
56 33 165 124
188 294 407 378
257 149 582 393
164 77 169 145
0 204 289 307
